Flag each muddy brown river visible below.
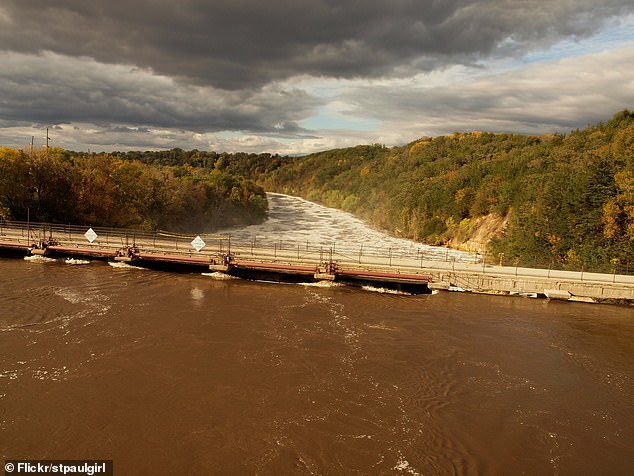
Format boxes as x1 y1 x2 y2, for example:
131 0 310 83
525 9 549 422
1 195 633 475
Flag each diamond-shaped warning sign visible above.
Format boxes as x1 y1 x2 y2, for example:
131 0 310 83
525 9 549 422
84 227 98 243
191 235 206 252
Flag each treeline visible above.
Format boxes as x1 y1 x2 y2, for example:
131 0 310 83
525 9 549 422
108 148 290 175
0 148 267 232
216 111 634 272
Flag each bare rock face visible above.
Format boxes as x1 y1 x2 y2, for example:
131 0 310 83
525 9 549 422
448 213 509 253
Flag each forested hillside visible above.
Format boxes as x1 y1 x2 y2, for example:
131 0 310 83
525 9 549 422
3 111 632 272
0 148 267 232
222 111 633 272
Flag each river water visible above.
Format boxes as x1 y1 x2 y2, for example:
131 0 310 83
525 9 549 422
1 195 633 475
223 193 473 262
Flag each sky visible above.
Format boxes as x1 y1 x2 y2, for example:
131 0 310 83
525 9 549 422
0 0 633 154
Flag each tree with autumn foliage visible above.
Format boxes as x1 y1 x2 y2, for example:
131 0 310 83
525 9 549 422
0 147 267 232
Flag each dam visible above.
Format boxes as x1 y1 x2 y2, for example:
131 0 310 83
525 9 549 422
1 219 633 302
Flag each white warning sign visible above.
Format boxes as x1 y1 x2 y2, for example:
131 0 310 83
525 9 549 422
191 235 206 252
84 227 98 243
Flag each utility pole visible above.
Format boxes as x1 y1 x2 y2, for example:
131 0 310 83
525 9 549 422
46 128 50 149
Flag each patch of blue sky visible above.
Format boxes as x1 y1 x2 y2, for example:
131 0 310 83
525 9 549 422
474 14 634 79
215 131 242 139
522 14 634 65
300 106 379 132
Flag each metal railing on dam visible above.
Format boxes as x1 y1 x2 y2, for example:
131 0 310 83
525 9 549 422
0 219 477 266
1 220 633 302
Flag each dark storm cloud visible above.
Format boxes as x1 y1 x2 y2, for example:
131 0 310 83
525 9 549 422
0 52 321 135
1 0 632 89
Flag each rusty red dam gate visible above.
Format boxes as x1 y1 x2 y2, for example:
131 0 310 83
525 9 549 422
0 221 435 293
2 220 634 302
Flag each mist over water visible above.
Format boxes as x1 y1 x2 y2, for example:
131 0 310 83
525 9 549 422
1 195 633 475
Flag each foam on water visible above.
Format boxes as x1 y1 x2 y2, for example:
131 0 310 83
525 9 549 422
201 271 237 280
24 255 57 263
108 261 145 270
393 455 421 475
360 285 412 295
301 280 345 289
65 258 91 265
223 193 475 262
